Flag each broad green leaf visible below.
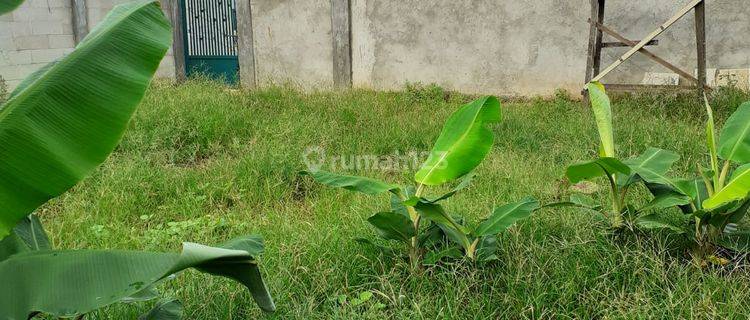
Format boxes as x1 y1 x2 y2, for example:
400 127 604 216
424 172 475 203
718 102 750 163
704 96 720 186
413 202 467 233
0 214 50 261
566 157 630 183
139 299 183 320
474 197 538 236
731 163 750 182
718 230 750 252
0 231 28 262
367 212 415 242
0 235 275 319
704 168 750 210
414 96 501 186
639 192 692 212
587 82 615 157
475 236 500 262
634 214 684 233
11 214 50 251
0 0 171 238
624 148 680 185
0 0 23 14
414 202 471 249
301 170 399 195
423 246 462 265
708 200 750 229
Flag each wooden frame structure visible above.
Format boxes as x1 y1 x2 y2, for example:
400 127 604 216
584 0 709 95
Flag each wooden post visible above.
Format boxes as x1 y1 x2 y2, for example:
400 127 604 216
591 0 703 83
694 0 707 96
70 0 87 44
584 0 605 84
331 0 352 88
165 0 186 82
236 0 256 88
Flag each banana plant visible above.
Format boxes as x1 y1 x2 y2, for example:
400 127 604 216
302 97 538 268
0 0 24 14
0 1 274 318
565 82 686 229
639 97 750 265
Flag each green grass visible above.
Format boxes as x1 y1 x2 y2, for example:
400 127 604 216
40 79 750 318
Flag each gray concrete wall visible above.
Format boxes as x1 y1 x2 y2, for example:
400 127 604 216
250 0 334 89
0 0 75 88
3 0 749 95
351 0 750 95
0 0 175 90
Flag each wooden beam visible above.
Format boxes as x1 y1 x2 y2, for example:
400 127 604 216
604 84 696 92
331 0 352 88
236 0 256 88
70 0 87 44
602 40 658 48
591 0 703 83
584 0 605 83
695 0 707 96
165 0 186 82
590 20 710 90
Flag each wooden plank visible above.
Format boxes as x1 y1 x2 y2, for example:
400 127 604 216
236 0 256 88
695 0 707 95
71 0 88 44
165 0 186 82
604 84 696 92
591 0 702 83
602 40 658 48
331 0 352 88
590 20 710 90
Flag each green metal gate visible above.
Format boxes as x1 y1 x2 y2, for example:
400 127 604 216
180 0 239 83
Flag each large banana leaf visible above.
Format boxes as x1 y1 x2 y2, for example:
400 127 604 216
367 211 416 242
0 0 171 238
301 170 400 195
0 0 24 14
139 299 183 320
474 197 538 236
566 157 630 184
704 168 750 210
623 147 679 185
0 214 49 261
586 82 615 158
414 96 501 186
718 102 750 163
0 235 275 319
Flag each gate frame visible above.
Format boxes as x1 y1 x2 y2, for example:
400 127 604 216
176 0 241 84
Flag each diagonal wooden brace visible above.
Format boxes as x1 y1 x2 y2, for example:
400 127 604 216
589 19 711 91
589 0 704 84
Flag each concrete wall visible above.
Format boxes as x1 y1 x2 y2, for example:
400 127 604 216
251 0 334 88
3 0 749 95
87 0 175 78
0 0 75 88
0 0 175 90
350 0 750 95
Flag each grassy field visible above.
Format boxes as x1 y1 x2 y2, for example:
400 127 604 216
39 79 750 319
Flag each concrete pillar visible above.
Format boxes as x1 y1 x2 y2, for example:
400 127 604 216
236 0 256 88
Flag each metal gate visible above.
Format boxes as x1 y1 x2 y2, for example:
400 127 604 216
180 0 239 83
